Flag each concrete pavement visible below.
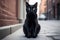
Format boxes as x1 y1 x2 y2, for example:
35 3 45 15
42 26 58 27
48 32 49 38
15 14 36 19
39 20 60 35
2 28 53 40
2 20 60 40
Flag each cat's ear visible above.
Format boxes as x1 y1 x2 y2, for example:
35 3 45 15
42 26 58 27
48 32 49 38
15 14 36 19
26 2 29 6
34 2 37 7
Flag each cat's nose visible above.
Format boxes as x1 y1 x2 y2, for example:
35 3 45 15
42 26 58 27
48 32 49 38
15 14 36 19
31 10 33 12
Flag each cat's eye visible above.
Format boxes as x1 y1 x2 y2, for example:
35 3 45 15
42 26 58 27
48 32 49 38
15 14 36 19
33 8 35 10
28 8 30 10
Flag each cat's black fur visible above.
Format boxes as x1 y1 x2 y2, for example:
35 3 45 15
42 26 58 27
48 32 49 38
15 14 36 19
23 2 41 38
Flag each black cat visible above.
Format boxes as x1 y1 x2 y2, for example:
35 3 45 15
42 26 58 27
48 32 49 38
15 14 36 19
23 2 41 38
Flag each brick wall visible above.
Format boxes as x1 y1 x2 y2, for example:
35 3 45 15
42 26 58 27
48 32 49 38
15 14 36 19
0 0 19 27
39 0 47 14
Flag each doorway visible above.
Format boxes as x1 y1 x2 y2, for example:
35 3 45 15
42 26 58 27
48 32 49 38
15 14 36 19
57 3 60 20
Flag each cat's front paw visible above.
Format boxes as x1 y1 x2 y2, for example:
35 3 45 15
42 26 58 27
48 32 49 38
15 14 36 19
26 35 31 38
32 33 37 38
25 33 31 38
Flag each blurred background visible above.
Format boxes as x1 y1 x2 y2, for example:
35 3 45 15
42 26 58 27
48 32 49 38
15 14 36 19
0 0 60 40
0 0 60 26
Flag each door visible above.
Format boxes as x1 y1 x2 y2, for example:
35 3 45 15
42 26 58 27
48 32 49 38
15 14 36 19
57 3 60 20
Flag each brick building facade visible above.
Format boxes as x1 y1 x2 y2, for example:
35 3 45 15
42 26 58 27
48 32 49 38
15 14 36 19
39 0 47 14
39 0 60 20
0 0 19 27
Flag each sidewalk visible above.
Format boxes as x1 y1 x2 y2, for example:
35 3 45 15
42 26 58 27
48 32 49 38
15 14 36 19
2 28 53 40
2 20 60 40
